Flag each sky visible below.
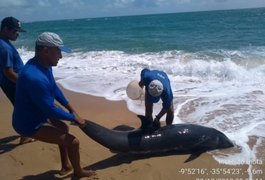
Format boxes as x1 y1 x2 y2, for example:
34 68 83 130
1 0 265 22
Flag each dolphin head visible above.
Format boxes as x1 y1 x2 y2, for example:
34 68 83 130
214 131 234 149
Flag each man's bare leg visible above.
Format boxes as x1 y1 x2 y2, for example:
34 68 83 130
31 123 96 178
49 119 73 175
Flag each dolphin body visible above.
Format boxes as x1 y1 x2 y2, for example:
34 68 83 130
81 115 234 162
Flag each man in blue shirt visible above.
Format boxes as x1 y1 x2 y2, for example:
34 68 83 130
0 16 33 144
12 32 95 178
139 68 174 129
0 17 25 104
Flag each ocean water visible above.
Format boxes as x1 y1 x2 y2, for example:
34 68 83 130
14 7 265 177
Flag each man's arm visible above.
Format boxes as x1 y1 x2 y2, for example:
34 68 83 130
139 80 144 88
3 67 18 83
28 79 75 121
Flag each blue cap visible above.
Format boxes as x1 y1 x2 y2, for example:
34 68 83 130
59 46 71 53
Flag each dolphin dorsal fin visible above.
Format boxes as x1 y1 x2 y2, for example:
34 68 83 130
137 115 146 127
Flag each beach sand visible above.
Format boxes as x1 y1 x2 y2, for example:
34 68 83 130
0 87 263 180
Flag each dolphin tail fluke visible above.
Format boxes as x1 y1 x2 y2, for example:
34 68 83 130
184 152 203 163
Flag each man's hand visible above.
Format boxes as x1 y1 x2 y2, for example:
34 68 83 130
73 112 86 128
153 117 161 129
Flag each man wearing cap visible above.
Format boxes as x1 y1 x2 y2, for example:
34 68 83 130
12 32 95 178
0 16 34 144
139 68 174 129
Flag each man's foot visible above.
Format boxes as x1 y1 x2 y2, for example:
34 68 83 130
58 166 73 177
74 170 97 178
19 137 36 145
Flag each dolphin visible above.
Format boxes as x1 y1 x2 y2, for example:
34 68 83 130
81 115 234 162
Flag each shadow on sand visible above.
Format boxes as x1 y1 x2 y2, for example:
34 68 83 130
0 135 20 154
20 170 75 180
86 150 189 171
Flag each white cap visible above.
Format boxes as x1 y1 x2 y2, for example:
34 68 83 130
148 80 163 97
36 32 71 53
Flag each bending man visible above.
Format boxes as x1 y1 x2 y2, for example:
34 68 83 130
139 68 174 129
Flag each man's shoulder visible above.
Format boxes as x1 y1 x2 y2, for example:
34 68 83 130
0 39 12 51
0 38 7 44
21 63 42 79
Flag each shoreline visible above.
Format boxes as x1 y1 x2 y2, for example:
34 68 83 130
0 87 263 180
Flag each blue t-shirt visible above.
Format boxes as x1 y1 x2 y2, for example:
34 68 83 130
12 58 75 136
140 69 173 109
0 38 24 86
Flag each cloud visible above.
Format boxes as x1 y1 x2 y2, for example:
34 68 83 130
111 0 134 8
215 0 227 2
111 0 167 8
132 0 159 8
0 0 27 8
0 0 52 11
57 0 88 8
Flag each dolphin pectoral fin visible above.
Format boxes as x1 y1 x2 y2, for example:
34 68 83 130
184 152 203 163
110 149 120 153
